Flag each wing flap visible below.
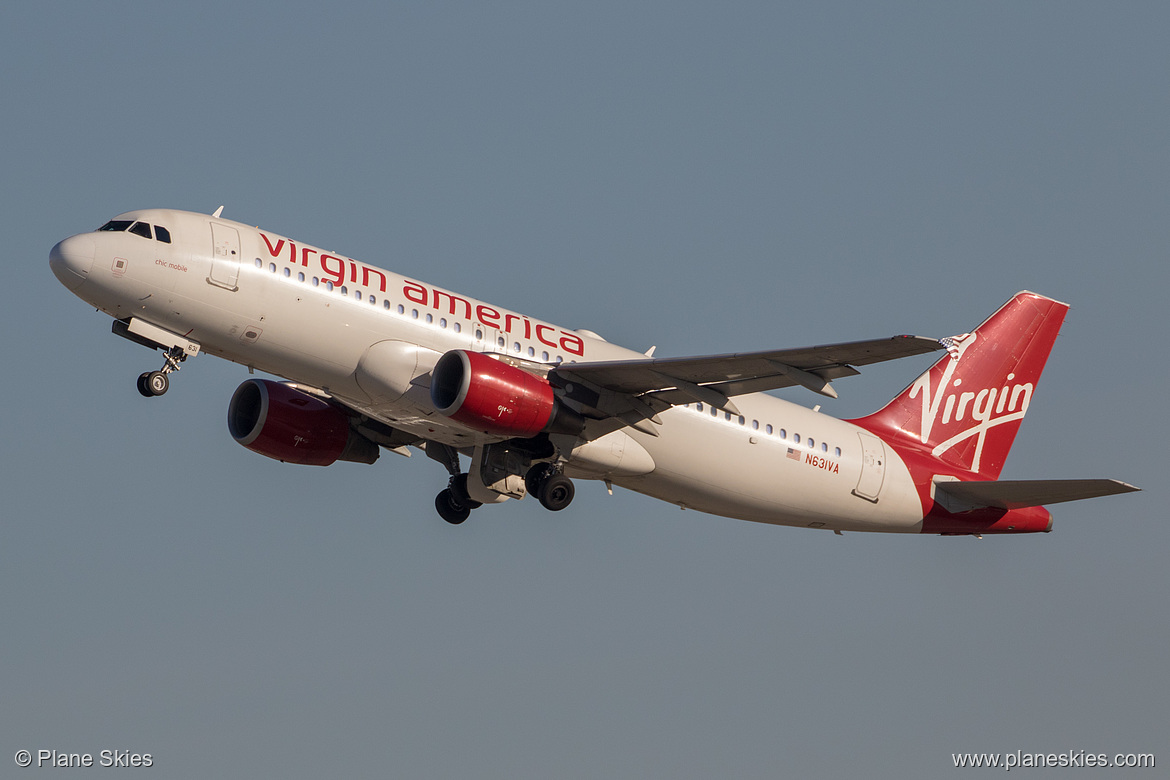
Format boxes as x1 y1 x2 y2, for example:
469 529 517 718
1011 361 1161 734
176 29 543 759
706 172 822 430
934 479 1140 510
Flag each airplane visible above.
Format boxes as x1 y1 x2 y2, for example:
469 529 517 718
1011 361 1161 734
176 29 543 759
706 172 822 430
49 207 1138 535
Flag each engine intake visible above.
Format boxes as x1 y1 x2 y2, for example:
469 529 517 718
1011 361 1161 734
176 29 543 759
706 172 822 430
431 350 582 438
228 379 379 466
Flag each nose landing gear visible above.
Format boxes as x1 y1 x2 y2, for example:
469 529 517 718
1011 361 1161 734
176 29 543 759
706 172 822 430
136 371 169 397
136 345 186 397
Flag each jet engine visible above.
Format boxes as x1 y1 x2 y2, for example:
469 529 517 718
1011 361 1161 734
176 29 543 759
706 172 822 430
431 350 582 438
227 379 379 466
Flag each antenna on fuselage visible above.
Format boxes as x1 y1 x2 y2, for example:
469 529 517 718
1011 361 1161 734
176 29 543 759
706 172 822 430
212 205 224 218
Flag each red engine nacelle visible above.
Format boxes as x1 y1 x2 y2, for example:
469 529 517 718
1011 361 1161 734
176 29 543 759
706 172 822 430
431 350 581 438
227 379 378 466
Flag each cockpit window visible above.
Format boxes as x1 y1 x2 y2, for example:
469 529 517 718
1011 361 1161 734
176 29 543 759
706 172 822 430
97 219 172 243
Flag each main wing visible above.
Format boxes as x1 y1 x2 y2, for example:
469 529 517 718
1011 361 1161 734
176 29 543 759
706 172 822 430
549 335 943 435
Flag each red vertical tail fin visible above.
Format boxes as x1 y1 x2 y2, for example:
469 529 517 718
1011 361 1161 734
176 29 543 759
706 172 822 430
849 291 1069 479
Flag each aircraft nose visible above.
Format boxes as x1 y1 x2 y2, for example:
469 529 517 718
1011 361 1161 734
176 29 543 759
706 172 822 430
49 234 96 290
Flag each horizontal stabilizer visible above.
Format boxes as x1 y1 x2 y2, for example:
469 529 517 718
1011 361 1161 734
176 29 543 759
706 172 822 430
934 479 1140 510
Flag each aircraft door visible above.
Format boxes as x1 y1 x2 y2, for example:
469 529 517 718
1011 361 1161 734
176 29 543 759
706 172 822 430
852 432 886 503
208 223 241 291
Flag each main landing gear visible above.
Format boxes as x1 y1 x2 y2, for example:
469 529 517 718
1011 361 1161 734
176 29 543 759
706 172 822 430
524 463 576 512
426 441 577 525
136 346 186 398
435 474 482 525
430 464 576 524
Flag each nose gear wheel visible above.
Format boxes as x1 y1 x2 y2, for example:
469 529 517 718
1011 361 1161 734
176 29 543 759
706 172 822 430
136 346 186 397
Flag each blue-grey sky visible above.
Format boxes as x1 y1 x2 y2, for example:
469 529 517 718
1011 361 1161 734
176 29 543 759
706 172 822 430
3 3 1165 778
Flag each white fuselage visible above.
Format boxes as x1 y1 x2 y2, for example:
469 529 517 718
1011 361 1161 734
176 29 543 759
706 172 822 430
51 208 926 532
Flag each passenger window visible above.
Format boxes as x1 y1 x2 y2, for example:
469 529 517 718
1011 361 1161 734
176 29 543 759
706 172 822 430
298 272 305 282
368 295 376 305
696 403 704 412
283 267 291 277
426 313 433 323
808 437 815 448
541 351 549 361
752 420 759 430
453 322 461 333
835 447 842 457
398 304 405 314
779 429 787 439
340 286 348 295
154 225 172 243
765 424 773 434
822 442 828 452
254 258 263 268
793 433 801 444
383 300 391 310
129 222 152 239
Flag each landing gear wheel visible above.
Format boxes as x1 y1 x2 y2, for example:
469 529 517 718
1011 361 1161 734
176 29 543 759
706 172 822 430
538 473 575 512
136 346 186 398
435 489 472 525
144 370 169 396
